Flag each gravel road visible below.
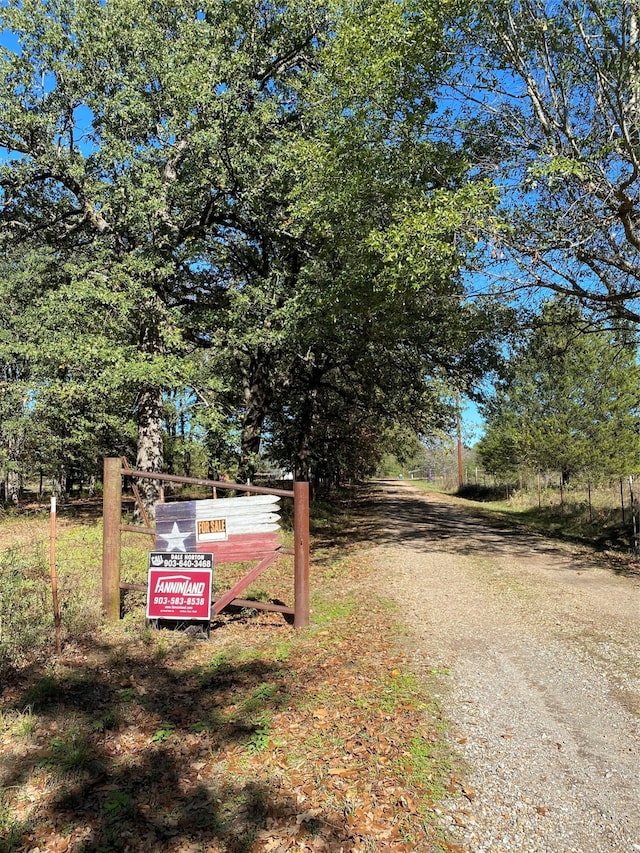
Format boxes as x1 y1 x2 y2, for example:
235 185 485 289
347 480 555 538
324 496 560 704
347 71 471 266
367 482 640 853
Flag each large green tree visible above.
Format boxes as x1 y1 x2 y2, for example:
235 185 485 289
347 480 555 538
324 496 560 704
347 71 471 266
0 247 138 497
478 299 640 483
220 0 503 483
0 0 505 500
0 0 328 510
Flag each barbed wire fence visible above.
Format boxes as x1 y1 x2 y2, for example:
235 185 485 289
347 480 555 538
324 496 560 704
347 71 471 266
406 466 640 557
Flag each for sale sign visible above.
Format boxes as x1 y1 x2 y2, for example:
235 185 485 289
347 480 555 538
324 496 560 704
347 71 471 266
146 552 213 621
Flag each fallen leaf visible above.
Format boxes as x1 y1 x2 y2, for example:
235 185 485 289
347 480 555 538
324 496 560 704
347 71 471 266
296 809 322 824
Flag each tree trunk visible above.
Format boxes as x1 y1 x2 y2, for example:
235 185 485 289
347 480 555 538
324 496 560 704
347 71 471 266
6 434 22 503
293 369 323 483
52 469 67 497
134 311 166 520
6 468 21 504
238 351 272 483
135 386 164 520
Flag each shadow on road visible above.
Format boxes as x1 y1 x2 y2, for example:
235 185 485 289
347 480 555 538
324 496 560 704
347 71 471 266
314 482 623 575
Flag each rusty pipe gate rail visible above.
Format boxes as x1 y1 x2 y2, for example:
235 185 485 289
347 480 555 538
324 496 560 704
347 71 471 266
101 457 310 628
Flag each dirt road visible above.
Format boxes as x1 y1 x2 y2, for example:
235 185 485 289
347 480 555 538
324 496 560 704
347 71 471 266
367 482 640 853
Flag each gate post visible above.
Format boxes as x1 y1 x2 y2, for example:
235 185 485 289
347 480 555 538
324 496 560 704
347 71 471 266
293 480 310 628
102 457 122 621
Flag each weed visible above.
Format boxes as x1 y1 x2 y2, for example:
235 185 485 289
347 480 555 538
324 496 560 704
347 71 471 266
104 789 134 820
0 795 29 853
270 639 292 661
401 735 451 806
90 709 121 732
117 687 136 703
243 587 270 603
105 643 130 668
242 682 278 716
152 637 169 661
151 724 175 743
209 650 232 673
433 480 638 554
380 671 424 713
429 667 451 677
12 707 36 737
311 598 355 627
0 533 104 678
0 550 51 673
246 720 271 753
140 622 155 646
196 649 233 687
39 731 96 774
120 588 146 617
24 674 61 710
0 706 36 737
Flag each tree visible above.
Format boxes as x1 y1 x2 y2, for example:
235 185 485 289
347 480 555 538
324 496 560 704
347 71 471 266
459 0 640 325
0 0 328 511
173 0 505 487
0 264 32 501
478 299 640 483
0 247 138 496
0 0 507 502
251 0 504 482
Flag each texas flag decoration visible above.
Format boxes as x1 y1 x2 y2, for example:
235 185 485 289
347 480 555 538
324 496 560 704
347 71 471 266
155 494 281 563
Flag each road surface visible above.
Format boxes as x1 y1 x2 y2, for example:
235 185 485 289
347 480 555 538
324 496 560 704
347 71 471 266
368 482 639 853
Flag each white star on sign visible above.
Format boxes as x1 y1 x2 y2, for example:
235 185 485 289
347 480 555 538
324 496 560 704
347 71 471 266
158 522 190 552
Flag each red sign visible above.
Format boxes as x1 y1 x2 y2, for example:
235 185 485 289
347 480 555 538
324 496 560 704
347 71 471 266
146 552 213 621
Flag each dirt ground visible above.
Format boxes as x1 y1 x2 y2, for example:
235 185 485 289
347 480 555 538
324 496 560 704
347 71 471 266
367 482 640 853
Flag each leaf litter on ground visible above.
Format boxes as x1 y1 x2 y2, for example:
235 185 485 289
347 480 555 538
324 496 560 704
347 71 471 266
0 488 461 852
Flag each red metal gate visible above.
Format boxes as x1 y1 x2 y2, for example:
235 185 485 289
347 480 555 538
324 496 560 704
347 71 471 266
101 458 310 628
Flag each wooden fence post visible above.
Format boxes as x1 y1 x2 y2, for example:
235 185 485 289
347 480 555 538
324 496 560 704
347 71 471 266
293 480 310 628
102 457 122 621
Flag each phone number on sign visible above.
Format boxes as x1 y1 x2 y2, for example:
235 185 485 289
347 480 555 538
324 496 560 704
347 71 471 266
153 596 206 606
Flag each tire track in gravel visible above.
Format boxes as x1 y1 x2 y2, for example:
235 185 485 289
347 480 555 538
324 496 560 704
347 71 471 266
366 482 640 853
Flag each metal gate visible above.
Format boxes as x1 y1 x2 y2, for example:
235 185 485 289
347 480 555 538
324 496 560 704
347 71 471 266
101 457 310 628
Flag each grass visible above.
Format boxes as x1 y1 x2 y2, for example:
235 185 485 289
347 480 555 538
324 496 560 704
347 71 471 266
411 477 639 556
0 707 36 738
38 730 97 774
0 489 459 852
0 796 29 853
496 500 634 551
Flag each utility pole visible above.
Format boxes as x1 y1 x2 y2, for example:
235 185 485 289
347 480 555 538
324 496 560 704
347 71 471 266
456 392 464 489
